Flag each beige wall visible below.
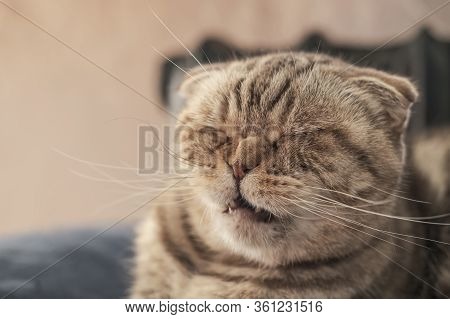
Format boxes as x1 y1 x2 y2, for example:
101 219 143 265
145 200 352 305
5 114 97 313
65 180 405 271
1 0 449 235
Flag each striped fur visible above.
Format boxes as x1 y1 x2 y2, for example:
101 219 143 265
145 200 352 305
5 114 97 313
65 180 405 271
131 52 449 298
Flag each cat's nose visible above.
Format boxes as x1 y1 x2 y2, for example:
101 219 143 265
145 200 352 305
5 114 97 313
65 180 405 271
232 161 248 180
231 136 267 180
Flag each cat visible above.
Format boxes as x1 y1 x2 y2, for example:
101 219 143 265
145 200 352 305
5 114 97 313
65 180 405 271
130 52 450 298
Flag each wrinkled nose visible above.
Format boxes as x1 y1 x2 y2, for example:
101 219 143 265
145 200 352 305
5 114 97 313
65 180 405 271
231 136 267 181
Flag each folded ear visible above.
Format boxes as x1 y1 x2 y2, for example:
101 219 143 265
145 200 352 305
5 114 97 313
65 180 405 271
179 63 225 98
347 67 418 136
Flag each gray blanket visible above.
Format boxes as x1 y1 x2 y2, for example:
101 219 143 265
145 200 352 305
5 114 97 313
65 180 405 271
0 226 134 298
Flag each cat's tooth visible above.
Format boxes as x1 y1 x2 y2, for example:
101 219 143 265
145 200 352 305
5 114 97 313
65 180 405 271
229 200 238 210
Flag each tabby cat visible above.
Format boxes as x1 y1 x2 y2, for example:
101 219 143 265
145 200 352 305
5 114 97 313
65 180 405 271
131 52 450 298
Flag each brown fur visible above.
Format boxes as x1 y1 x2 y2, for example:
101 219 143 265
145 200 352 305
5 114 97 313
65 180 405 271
131 52 449 298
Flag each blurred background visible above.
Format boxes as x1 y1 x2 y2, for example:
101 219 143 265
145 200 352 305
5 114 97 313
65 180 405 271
1 0 450 236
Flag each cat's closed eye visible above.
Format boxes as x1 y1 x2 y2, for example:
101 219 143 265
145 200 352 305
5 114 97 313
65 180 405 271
194 126 229 150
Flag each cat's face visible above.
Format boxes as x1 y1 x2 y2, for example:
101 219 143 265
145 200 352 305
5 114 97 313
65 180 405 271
176 53 417 265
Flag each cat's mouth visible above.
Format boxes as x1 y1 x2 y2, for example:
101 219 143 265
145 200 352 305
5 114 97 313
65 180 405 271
223 195 276 223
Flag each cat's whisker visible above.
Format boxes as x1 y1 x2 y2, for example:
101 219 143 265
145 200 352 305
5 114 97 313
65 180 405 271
201 48 212 65
310 191 450 224
55 146 195 179
154 195 199 206
149 131 208 170
160 175 198 181
202 209 212 226
53 147 142 172
90 187 163 216
404 212 450 221
118 160 134 168
292 187 450 225
311 192 450 225
282 197 406 250
279 206 321 221
269 196 320 220
146 2 207 72
101 187 196 197
352 233 448 298
300 184 392 205
155 142 198 169
272 196 322 220
283 195 434 248
166 151 204 168
71 169 150 191
136 188 197 193
152 46 193 78
71 164 196 193
308 194 392 209
84 165 165 191
70 170 191 184
104 116 153 126
382 228 450 246
286 185 390 210
294 197 431 249
304 197 385 209
367 184 431 204
200 208 208 225
306 193 427 216
129 183 198 191
287 195 372 214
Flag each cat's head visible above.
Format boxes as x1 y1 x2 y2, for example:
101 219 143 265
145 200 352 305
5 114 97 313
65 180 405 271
176 52 417 265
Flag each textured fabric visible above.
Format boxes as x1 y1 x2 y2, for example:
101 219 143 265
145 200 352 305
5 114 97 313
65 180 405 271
0 227 134 298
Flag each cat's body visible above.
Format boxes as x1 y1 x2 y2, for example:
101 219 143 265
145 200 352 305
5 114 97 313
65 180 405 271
131 52 450 298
